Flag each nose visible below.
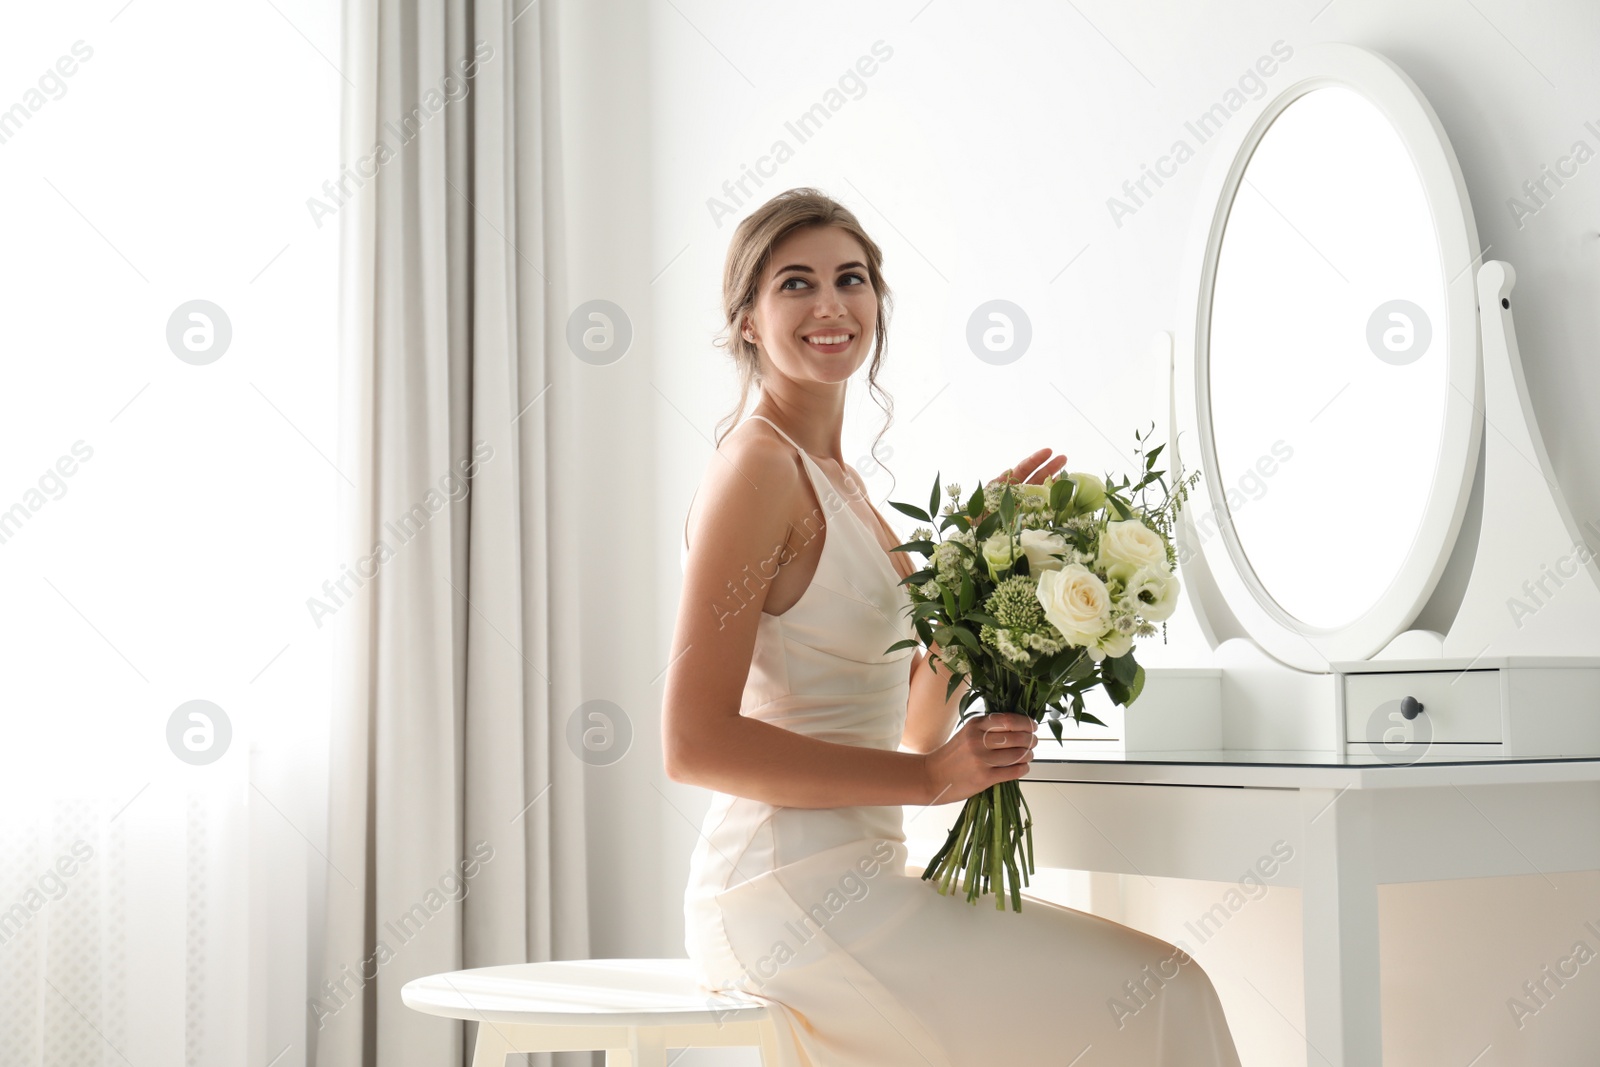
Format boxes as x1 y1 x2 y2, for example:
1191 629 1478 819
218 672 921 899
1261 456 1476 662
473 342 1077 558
814 285 847 317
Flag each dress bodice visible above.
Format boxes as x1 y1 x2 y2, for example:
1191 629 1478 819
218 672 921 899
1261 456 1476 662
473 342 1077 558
678 414 918 749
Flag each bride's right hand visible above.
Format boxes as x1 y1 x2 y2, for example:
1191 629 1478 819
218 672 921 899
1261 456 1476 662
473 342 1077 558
920 712 1037 805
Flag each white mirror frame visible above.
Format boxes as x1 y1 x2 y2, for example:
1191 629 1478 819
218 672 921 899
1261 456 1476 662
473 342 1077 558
1173 43 1484 673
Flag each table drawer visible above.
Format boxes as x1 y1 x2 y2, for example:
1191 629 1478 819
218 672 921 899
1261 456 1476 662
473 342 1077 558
1343 669 1501 744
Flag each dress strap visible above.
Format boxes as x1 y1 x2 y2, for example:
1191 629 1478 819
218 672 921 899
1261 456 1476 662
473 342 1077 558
744 414 810 461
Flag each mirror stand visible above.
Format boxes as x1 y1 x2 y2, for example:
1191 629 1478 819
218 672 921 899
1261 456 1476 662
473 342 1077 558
1412 260 1600 663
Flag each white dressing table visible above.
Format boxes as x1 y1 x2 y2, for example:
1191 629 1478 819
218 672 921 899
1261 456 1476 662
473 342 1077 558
1006 752 1600 1066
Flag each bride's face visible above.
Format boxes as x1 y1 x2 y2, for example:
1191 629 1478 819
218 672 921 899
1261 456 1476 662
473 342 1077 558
746 225 877 386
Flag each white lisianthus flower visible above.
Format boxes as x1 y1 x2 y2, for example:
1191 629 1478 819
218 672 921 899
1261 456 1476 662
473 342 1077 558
1098 519 1167 582
1035 563 1111 651
1065 472 1106 515
1093 628 1134 662
1123 564 1181 621
980 531 1016 582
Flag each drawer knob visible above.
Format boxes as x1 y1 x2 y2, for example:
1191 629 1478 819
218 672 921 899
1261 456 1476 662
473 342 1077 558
1400 695 1425 720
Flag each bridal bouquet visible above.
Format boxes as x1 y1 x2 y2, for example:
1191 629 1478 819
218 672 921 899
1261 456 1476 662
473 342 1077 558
882 424 1199 911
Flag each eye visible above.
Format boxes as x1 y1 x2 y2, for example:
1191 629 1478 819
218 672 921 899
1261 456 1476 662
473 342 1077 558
780 272 868 291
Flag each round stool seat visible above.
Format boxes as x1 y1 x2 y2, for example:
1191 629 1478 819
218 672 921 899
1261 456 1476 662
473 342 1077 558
402 958 781 1066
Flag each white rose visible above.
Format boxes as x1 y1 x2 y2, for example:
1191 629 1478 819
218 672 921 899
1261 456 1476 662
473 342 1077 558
1018 528 1070 574
1098 519 1166 582
982 528 1070 580
1035 563 1111 649
1123 564 1181 621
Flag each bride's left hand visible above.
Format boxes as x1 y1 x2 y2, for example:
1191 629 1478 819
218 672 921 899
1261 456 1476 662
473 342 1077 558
993 447 1067 489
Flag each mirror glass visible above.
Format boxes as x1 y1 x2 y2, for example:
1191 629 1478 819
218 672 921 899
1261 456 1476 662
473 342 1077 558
1208 86 1448 630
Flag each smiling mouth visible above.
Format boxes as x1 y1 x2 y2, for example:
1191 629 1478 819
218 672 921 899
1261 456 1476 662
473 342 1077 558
803 333 855 350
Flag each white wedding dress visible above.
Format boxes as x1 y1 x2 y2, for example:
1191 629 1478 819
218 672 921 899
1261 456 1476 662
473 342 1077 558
679 414 1244 1066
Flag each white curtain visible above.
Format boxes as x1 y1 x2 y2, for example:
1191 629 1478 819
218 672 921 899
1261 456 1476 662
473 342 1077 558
314 1 591 1065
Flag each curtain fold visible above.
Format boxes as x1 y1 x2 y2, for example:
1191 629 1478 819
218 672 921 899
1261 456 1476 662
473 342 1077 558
317 1 589 1064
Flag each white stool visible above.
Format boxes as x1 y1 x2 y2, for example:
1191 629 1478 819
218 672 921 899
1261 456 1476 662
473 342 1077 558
401 958 783 1066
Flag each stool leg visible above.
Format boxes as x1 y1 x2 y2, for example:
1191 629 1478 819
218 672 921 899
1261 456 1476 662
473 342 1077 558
470 1021 515 1067
605 1027 668 1067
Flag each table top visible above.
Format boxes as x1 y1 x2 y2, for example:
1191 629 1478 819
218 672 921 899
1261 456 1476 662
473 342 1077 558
1024 749 1600 789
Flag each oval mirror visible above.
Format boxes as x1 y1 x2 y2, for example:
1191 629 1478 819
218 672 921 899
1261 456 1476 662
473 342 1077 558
1175 44 1484 670
1210 86 1445 630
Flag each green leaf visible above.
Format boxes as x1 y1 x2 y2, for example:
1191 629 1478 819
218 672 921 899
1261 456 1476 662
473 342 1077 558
945 671 964 702
999 484 1015 528
958 570 974 613
929 473 941 528
1109 651 1138 685
1074 710 1107 727
1050 476 1072 515
967 483 985 518
950 626 982 653
1126 663 1146 705
890 501 932 523
893 540 938 556
883 638 920 654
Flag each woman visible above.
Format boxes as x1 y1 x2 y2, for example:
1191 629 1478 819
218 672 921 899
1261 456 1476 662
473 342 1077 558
663 187 1243 1066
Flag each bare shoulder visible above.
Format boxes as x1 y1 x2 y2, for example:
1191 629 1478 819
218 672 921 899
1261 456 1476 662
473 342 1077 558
685 420 806 553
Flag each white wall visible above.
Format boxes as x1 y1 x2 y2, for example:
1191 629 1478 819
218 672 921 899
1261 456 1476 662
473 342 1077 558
542 1 1600 1063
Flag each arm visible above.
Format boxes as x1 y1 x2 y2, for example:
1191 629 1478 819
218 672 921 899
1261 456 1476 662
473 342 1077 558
671 714 935 807
663 436 936 808
900 641 968 755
